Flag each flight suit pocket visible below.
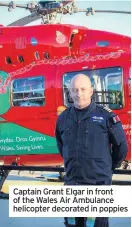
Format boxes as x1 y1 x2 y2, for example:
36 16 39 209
85 131 108 158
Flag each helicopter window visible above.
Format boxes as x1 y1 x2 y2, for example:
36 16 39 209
11 76 45 107
6 56 12 64
18 56 24 63
35 51 40 60
63 67 124 110
44 52 50 59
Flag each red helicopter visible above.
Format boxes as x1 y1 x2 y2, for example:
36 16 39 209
0 1 131 188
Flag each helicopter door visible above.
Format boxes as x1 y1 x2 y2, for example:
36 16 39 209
0 65 58 157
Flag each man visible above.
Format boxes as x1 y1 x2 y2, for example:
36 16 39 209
55 74 128 227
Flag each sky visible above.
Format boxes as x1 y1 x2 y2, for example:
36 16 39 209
0 0 131 37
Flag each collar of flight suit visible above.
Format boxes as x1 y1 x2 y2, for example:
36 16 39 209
69 100 97 123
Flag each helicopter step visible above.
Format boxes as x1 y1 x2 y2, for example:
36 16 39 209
0 169 10 191
0 169 10 199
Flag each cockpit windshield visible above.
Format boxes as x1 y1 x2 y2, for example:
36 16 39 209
63 67 124 110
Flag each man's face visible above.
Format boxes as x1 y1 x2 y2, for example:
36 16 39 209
69 75 93 109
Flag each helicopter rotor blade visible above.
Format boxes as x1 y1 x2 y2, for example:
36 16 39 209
0 2 28 9
78 9 131 14
8 8 131 26
0 1 130 26
0 1 130 15
8 15 41 26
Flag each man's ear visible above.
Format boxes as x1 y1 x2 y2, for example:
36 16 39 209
90 87 94 96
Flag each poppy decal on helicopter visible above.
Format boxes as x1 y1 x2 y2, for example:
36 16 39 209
56 31 66 44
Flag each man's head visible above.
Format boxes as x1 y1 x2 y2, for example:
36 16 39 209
69 74 93 109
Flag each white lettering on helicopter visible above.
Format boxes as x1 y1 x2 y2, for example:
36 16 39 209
16 145 44 151
0 138 14 144
31 145 43 150
16 137 28 142
0 145 44 152
16 145 31 152
0 136 46 144
15 136 46 142
0 146 15 151
29 136 46 142
0 52 122 94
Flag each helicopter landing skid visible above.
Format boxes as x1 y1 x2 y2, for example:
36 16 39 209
0 169 10 199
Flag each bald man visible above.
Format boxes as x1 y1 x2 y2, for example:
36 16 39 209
69 74 93 109
55 74 128 227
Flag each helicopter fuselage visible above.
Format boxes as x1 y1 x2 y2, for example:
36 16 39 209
0 24 131 167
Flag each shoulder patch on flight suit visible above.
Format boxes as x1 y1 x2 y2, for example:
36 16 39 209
103 106 112 113
112 115 121 124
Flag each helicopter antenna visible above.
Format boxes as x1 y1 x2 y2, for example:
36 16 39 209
0 1 131 26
